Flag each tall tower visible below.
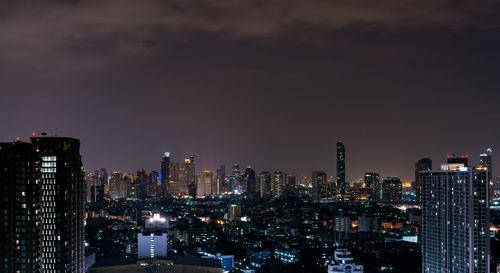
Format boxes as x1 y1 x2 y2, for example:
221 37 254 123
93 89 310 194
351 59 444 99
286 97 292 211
0 141 41 273
336 141 346 196
244 166 257 194
415 158 432 204
215 165 226 195
312 171 328 200
258 171 272 198
480 148 493 203
364 172 380 201
31 137 85 273
160 152 170 196
422 161 490 273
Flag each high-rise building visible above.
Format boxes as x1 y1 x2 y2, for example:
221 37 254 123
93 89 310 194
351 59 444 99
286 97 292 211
198 170 212 197
110 171 122 200
258 171 271 198
133 169 147 200
169 162 180 195
422 162 490 273
147 171 158 197
480 148 493 203
228 204 242 221
180 155 196 196
31 137 85 273
312 171 328 200
0 141 41 273
160 152 170 196
415 158 432 204
272 171 285 197
287 175 296 189
215 165 225 195
380 177 402 203
446 154 469 166
336 141 346 196
245 166 257 194
364 173 380 201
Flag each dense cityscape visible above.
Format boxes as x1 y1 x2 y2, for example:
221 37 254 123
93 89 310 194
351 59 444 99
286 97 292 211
1 135 498 272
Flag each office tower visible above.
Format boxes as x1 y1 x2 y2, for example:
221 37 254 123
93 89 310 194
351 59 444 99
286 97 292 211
447 154 469 165
258 171 272 198
233 163 240 178
228 204 241 221
328 249 364 273
336 141 346 196
109 171 122 200
180 155 196 196
160 152 170 196
85 172 98 202
122 173 133 198
133 169 147 200
98 168 108 197
198 170 212 197
480 148 493 203
244 166 257 194
422 162 490 273
169 162 180 195
215 166 225 195
31 137 85 273
287 175 296 189
312 171 328 200
147 171 158 197
272 171 285 197
364 173 380 201
90 185 104 203
0 141 41 273
415 158 432 203
137 213 168 260
335 216 351 233
380 177 402 203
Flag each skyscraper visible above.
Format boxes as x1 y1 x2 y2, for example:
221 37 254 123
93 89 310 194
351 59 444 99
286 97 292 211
480 148 493 203
414 158 432 203
31 137 85 273
364 173 380 201
336 141 346 196
380 177 402 203
312 171 328 200
0 141 41 273
244 166 257 194
198 170 212 197
422 161 490 273
215 165 225 195
258 171 271 198
169 162 180 195
160 152 170 196
272 171 285 197
110 171 122 200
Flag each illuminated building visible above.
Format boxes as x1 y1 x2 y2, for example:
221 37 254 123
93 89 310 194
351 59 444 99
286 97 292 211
380 177 402 203
198 170 213 197
364 173 380 201
328 249 363 273
169 162 180 195
137 213 168 260
258 171 271 198
133 169 147 200
147 170 158 197
215 165 225 195
312 171 328 199
31 137 85 273
180 155 196 196
415 158 432 203
109 171 122 200
447 154 469 165
160 152 170 196
200 252 234 272
228 204 241 221
422 162 490 273
479 148 493 203
274 248 300 263
336 141 346 196
0 141 41 273
271 171 285 197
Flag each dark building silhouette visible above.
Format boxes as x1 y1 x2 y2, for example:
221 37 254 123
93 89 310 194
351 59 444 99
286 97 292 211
0 141 41 273
244 166 257 194
31 136 85 273
381 177 402 203
446 154 469 166
364 172 380 200
415 158 432 203
160 152 170 196
336 141 346 196
312 171 328 200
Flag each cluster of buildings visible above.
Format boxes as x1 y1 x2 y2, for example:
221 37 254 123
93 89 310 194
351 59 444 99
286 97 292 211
0 134 496 273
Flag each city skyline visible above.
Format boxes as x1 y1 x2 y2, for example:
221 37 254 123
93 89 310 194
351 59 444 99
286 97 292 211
1 1 500 183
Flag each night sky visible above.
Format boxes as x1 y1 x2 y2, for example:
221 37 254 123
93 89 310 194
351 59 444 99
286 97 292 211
1 0 500 182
